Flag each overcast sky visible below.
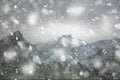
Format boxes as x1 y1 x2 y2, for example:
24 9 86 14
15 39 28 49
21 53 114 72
0 0 120 44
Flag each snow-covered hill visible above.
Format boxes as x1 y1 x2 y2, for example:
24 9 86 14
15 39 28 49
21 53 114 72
0 31 120 79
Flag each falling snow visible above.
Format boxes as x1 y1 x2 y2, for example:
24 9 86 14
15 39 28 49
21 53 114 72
27 12 38 25
0 0 120 79
3 49 17 61
67 6 85 17
21 62 36 75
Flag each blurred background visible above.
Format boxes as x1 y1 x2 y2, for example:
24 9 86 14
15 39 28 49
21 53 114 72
0 0 120 44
